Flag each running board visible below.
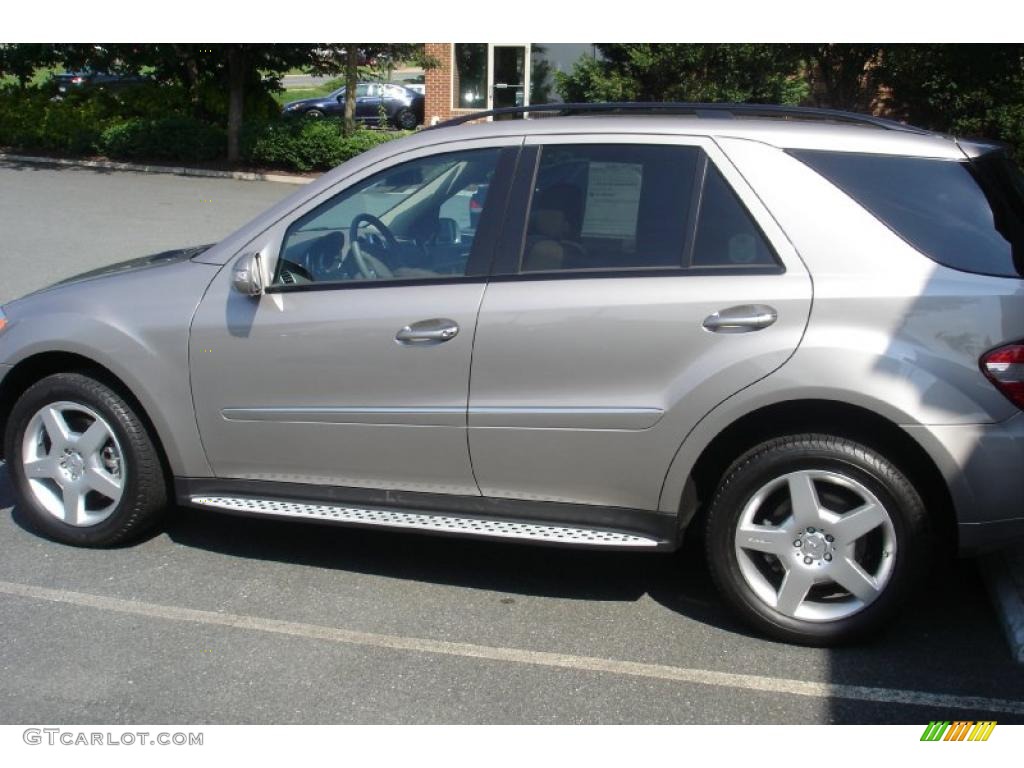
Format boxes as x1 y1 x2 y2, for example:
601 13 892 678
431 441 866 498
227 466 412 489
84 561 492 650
189 495 664 549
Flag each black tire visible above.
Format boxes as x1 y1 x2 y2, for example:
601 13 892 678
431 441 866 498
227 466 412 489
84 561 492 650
705 434 930 646
395 108 418 130
3 372 168 547
304 108 325 119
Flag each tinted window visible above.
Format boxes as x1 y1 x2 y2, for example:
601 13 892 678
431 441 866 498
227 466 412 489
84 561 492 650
521 144 699 272
275 148 500 287
791 149 1024 278
692 163 777 267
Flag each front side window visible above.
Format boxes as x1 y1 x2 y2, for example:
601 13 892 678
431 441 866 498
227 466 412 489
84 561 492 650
274 148 500 287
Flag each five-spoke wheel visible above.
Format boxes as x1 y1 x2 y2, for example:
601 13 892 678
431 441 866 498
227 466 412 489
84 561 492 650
21 401 125 526
4 372 167 546
733 469 896 622
706 434 929 645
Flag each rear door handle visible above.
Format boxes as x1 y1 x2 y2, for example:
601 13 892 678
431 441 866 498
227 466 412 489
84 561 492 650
395 318 460 345
702 304 778 333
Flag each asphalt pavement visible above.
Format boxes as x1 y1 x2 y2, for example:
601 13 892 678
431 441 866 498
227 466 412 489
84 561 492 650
0 161 1022 724
0 160 293 304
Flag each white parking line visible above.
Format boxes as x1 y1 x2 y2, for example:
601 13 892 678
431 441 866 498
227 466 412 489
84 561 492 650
2 578 1023 716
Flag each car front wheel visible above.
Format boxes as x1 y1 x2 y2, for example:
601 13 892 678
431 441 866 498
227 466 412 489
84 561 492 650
3 372 168 547
705 434 929 645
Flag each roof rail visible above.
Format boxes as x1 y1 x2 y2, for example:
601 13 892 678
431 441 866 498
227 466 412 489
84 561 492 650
428 101 928 134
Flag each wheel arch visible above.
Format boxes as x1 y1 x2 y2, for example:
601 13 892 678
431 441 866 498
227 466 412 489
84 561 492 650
0 351 173 492
672 399 957 555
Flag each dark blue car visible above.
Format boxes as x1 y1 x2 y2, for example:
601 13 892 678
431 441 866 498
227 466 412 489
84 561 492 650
281 82 424 130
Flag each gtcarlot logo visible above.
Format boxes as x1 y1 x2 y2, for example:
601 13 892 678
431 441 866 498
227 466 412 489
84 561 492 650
23 728 203 746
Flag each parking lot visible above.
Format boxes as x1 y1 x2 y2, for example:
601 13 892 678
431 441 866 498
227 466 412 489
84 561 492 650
1 160 1023 724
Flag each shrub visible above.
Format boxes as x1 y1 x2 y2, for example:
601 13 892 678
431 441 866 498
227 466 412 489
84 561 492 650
0 88 113 154
100 117 226 163
242 119 407 172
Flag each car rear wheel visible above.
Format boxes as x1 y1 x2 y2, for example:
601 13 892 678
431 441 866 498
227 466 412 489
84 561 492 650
705 434 929 645
3 372 168 547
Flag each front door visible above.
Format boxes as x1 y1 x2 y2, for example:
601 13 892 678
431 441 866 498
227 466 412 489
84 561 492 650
190 144 515 495
354 83 382 121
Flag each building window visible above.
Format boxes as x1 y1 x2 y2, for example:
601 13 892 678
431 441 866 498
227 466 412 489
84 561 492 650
454 44 488 109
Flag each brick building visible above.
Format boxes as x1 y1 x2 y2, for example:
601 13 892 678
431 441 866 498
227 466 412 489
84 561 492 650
422 43 596 125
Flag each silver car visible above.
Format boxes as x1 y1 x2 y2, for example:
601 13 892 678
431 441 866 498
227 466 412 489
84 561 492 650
2 103 1023 646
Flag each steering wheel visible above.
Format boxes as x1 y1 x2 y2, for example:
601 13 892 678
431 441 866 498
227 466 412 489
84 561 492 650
348 213 398 280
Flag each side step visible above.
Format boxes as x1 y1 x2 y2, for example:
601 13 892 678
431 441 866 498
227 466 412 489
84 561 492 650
189 495 665 549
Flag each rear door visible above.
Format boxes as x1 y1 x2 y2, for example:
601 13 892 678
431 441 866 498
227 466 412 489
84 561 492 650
467 135 813 511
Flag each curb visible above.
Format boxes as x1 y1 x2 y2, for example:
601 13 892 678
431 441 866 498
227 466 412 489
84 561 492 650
0 153 315 185
980 545 1024 664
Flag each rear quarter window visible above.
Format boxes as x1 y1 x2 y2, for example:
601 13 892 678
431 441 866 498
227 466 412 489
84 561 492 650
790 149 1024 278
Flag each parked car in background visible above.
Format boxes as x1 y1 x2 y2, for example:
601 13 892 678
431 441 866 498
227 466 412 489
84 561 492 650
50 70 149 96
2 103 1024 647
468 182 488 230
281 82 423 129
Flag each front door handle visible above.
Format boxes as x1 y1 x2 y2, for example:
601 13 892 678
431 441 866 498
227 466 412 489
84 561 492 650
395 318 460 345
703 304 778 334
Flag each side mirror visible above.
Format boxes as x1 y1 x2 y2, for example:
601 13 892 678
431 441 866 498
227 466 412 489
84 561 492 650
232 252 264 296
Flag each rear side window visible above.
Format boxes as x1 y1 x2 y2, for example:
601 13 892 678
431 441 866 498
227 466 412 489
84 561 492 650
791 149 1024 278
692 163 778 268
520 144 778 273
521 144 698 272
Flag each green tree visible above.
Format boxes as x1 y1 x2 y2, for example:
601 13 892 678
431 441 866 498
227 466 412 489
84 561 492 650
555 44 807 105
0 44 60 88
880 44 1024 153
58 44 316 162
794 44 884 111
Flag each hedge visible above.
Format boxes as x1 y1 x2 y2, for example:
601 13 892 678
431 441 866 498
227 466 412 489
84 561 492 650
101 117 226 163
241 119 408 172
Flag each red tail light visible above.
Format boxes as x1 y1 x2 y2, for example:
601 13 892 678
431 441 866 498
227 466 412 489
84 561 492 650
981 343 1024 409
469 197 483 211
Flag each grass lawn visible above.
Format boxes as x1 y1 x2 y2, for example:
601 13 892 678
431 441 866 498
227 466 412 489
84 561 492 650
271 80 341 107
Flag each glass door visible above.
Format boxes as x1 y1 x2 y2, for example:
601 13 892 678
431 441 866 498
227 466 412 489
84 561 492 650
491 45 529 118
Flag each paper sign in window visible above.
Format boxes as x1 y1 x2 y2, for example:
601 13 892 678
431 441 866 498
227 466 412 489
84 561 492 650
581 162 643 239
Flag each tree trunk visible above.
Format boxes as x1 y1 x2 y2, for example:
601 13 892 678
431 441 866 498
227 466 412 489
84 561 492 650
227 46 245 164
344 45 358 137
175 45 201 118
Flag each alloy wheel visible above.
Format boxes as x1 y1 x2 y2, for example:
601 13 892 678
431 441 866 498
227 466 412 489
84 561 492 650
733 469 897 622
20 400 126 527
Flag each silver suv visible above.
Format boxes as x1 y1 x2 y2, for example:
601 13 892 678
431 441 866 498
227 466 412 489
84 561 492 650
2 103 1023 645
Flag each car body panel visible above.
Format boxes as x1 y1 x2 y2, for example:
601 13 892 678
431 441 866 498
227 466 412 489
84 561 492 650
0 258 219 477
188 268 486 494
